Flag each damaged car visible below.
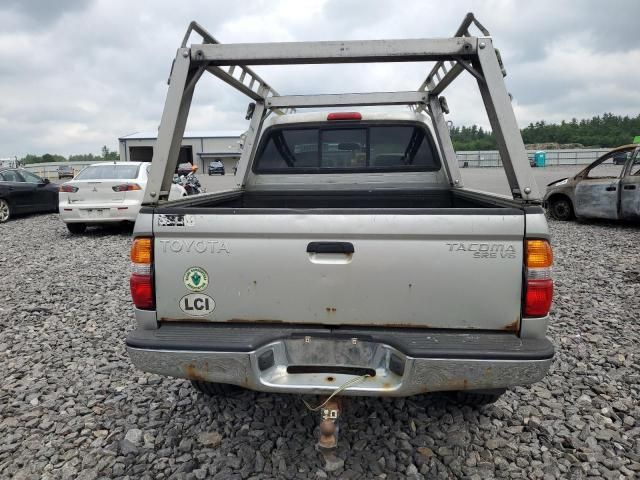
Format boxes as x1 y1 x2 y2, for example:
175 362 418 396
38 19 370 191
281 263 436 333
544 143 640 221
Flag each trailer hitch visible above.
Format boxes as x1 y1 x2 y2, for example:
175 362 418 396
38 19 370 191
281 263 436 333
302 374 370 471
316 397 343 470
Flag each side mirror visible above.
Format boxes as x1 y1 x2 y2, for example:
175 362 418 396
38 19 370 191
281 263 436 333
42 178 50 185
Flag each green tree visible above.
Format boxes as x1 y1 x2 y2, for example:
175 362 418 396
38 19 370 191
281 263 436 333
101 145 119 161
453 113 640 150
68 153 97 162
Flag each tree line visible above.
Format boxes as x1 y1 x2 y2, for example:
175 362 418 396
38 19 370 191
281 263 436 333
16 113 640 162
21 146 119 164
450 113 640 151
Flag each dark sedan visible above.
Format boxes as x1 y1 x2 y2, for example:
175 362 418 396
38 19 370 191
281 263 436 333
0 168 59 223
57 164 75 179
208 160 225 175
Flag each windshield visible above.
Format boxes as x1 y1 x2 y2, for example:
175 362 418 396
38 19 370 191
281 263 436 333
253 122 440 173
75 164 140 180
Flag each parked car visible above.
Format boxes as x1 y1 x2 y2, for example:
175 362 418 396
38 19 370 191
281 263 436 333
613 152 629 165
59 162 186 234
57 164 75 179
544 144 640 221
0 168 59 223
207 160 225 175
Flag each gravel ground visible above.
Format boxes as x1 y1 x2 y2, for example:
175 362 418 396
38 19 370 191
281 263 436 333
0 213 639 480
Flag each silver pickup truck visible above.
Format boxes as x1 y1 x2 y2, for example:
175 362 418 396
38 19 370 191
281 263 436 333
126 14 554 453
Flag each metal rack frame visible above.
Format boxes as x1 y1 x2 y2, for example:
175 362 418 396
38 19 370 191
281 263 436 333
144 13 540 204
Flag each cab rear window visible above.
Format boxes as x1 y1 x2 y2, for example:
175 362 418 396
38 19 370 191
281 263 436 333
253 123 440 173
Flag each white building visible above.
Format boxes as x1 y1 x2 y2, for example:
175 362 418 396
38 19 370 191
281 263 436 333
118 131 244 173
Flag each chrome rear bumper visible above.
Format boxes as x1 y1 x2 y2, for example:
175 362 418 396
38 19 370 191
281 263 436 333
126 326 553 397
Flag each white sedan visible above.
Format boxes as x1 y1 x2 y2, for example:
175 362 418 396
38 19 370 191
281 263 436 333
59 162 186 234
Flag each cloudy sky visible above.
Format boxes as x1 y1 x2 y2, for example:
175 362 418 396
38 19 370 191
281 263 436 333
1 0 639 157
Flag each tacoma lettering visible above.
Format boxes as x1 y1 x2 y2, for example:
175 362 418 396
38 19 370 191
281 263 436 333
446 243 517 259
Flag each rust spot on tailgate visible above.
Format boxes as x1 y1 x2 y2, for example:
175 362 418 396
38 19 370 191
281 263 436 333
371 323 433 328
228 318 284 324
503 317 521 332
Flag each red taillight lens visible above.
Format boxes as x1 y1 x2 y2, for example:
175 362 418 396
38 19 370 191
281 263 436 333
113 183 142 192
524 239 553 317
130 237 154 310
327 112 362 121
130 273 155 310
60 185 78 192
524 279 553 317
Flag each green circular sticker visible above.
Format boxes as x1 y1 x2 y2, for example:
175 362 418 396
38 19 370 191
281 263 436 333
183 267 209 292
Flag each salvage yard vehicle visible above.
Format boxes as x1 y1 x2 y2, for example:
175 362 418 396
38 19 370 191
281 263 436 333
57 164 75 179
544 142 640 221
207 159 225 175
0 168 59 223
59 162 186 234
125 14 555 459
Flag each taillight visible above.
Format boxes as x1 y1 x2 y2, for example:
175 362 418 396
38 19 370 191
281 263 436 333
60 184 78 193
130 237 154 309
524 239 553 317
327 112 362 121
113 183 142 192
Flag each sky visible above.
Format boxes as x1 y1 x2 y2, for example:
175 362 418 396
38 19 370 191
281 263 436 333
0 0 639 157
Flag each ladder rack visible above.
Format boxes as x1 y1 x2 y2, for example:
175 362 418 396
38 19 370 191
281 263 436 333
144 13 540 205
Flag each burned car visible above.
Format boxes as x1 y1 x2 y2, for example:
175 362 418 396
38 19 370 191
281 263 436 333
544 143 640 221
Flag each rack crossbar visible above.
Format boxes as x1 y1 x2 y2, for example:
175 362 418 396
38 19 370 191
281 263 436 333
266 91 428 109
191 38 477 65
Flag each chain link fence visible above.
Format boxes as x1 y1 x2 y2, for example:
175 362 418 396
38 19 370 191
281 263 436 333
457 148 610 168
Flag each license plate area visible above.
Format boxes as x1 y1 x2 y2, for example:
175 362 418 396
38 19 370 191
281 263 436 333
251 337 407 393
81 208 107 217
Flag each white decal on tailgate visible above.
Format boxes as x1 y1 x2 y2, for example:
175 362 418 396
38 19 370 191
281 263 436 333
179 293 215 316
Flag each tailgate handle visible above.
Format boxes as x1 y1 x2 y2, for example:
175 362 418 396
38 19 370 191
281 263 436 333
307 242 354 254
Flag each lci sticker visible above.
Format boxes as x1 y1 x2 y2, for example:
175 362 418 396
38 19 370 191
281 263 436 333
179 293 215 316
183 267 209 292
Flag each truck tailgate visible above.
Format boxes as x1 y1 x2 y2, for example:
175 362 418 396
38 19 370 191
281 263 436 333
154 212 524 331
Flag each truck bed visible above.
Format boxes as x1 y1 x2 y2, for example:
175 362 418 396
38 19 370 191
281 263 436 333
153 188 527 213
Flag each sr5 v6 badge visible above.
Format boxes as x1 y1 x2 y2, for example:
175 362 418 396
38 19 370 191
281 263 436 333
180 293 215 316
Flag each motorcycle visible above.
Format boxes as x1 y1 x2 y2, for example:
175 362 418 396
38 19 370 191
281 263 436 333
174 171 206 196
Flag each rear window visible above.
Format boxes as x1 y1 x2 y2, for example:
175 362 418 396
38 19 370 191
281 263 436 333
253 123 440 173
75 164 140 180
